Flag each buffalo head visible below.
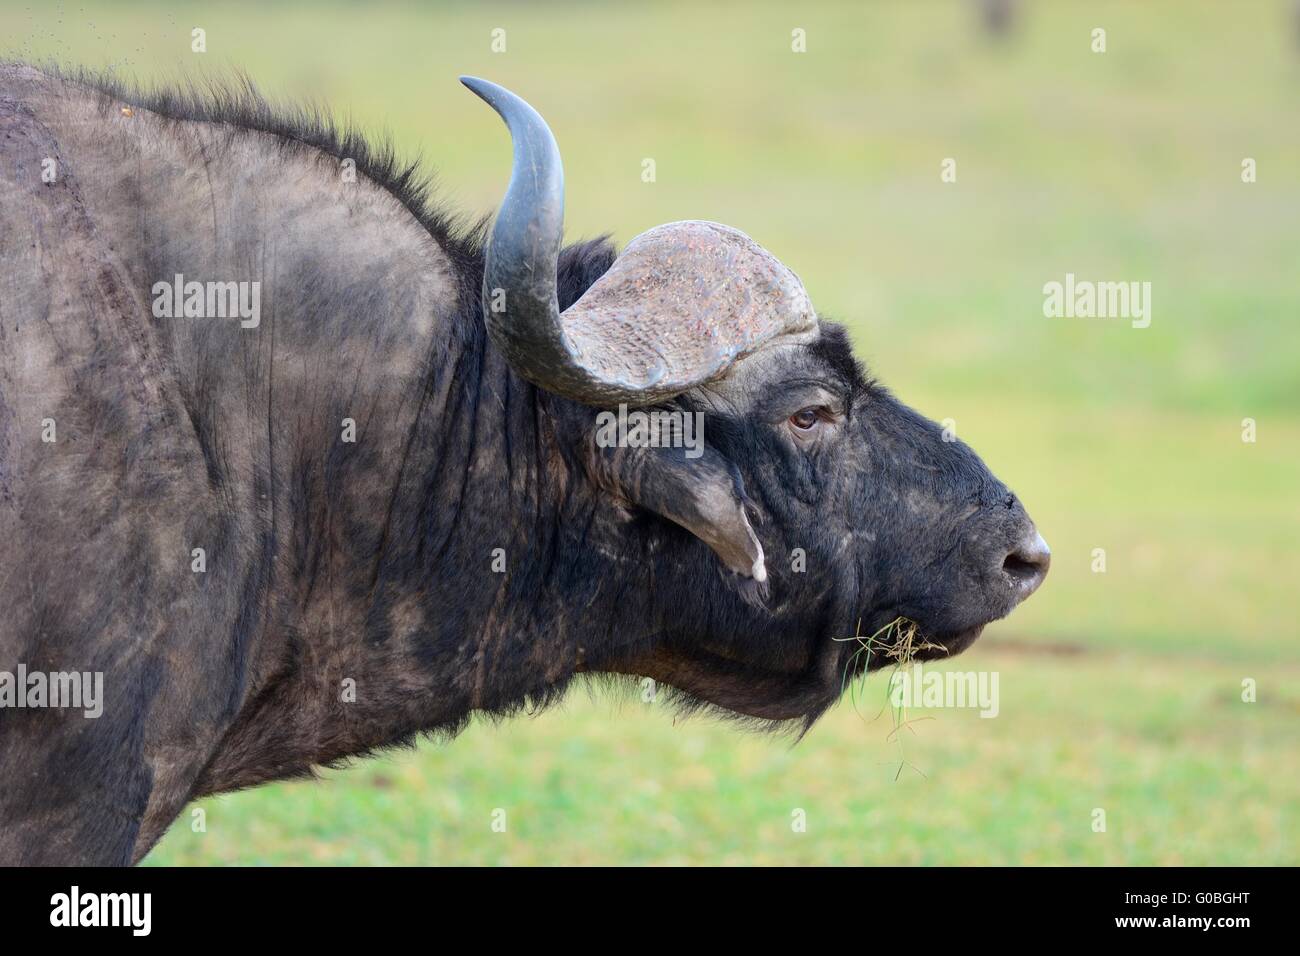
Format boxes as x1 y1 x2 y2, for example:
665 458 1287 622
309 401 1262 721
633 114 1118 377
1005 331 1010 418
464 77 1049 724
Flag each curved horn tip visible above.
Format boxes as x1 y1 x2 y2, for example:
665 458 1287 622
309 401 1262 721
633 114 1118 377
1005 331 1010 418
459 76 524 114
458 75 492 96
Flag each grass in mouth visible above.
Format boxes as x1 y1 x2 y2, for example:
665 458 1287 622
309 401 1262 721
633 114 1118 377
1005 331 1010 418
834 617 946 780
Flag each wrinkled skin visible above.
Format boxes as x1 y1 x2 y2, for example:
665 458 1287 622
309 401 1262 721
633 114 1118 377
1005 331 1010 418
0 65 1046 865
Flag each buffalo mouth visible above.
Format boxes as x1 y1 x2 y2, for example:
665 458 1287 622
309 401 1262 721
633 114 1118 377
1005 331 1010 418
911 624 986 661
854 619 989 672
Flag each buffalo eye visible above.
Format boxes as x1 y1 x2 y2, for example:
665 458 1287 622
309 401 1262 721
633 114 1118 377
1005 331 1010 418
789 408 820 431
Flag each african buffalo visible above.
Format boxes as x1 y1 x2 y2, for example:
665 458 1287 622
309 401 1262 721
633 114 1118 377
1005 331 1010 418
0 65 1049 865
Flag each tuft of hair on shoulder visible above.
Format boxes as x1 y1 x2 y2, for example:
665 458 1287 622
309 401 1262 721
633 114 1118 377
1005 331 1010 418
23 61 488 269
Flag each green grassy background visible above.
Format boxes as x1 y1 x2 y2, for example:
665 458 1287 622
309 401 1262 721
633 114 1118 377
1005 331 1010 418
3 0 1295 865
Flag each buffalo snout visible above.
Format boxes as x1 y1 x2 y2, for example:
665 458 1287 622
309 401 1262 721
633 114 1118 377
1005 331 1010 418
1000 527 1051 600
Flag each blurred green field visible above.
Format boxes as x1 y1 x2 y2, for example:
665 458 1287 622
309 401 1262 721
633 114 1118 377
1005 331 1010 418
3 0 1296 865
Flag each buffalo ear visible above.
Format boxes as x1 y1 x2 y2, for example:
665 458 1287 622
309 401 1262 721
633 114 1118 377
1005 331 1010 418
592 443 767 583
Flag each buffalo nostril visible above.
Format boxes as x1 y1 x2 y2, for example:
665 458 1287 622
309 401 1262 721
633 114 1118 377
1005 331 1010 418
1002 531 1051 592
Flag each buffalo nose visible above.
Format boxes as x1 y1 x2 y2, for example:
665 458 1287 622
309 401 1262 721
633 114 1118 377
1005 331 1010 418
1002 530 1051 597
